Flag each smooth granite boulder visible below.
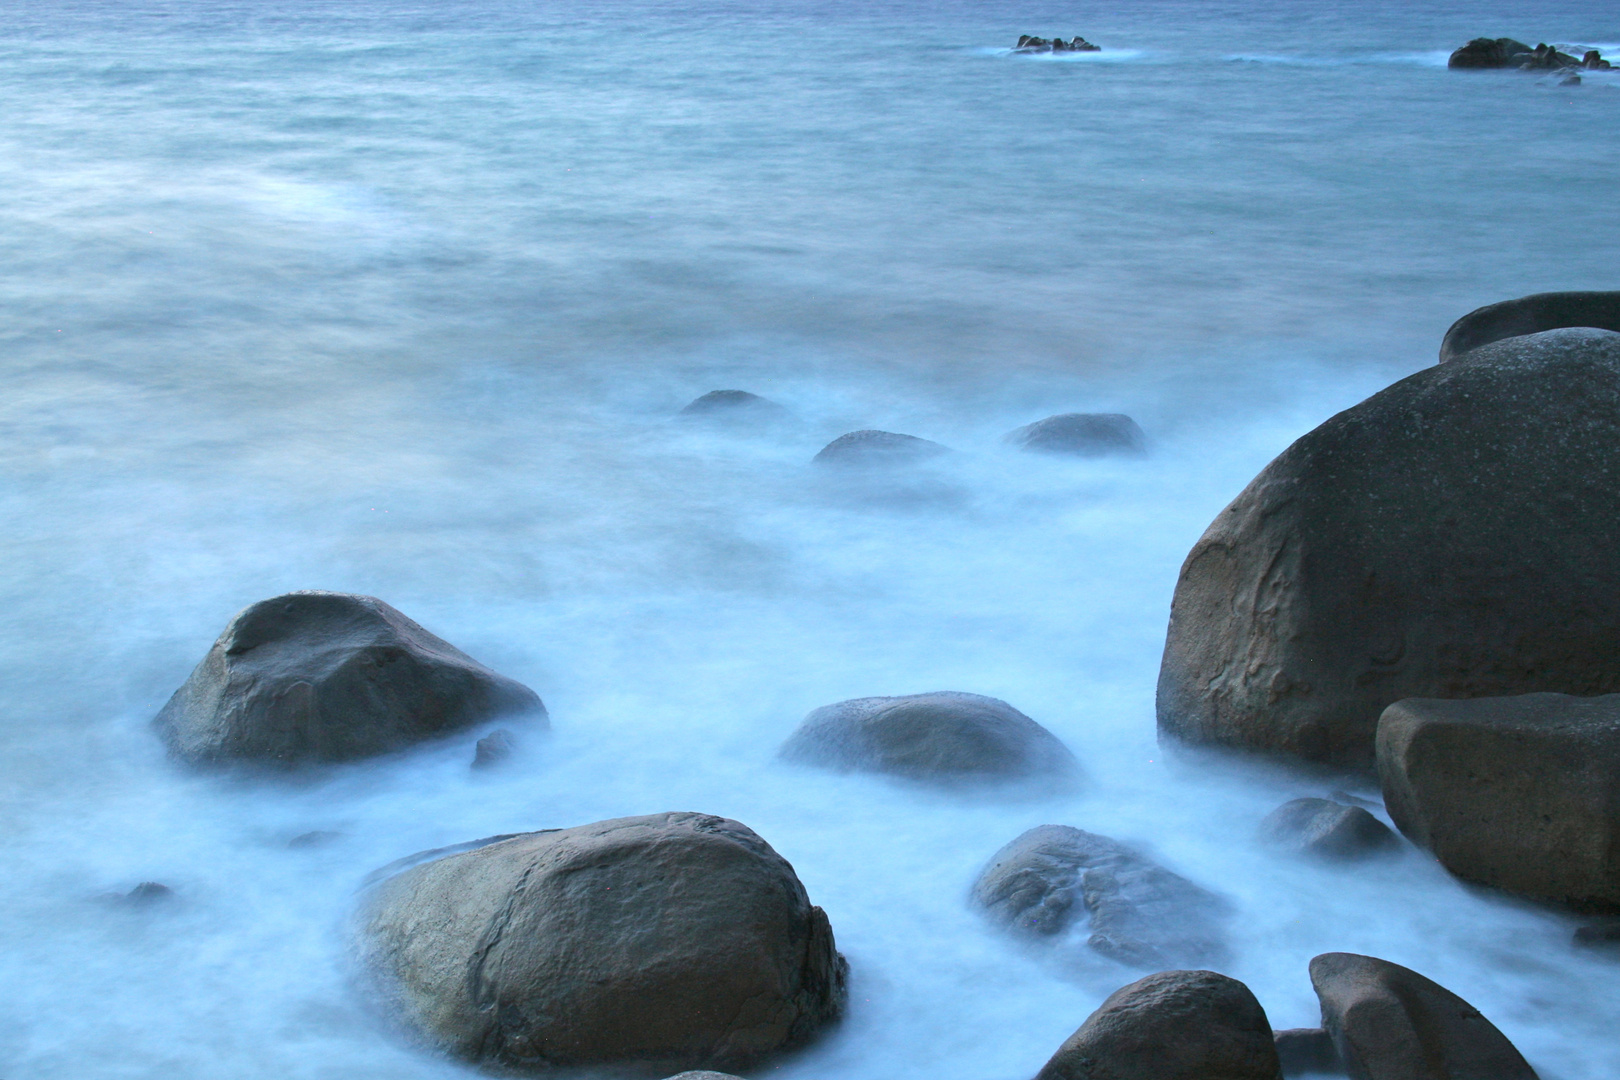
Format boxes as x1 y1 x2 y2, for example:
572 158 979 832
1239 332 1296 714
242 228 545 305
1273 1028 1342 1077
1378 693 1620 910
811 429 949 466
1006 413 1147 457
972 825 1226 968
780 692 1079 788
1258 798 1399 861
156 591 544 766
1035 970 1281 1080
1157 327 1620 771
1439 291 1620 362
679 390 791 424
1308 953 1537 1080
358 813 847 1076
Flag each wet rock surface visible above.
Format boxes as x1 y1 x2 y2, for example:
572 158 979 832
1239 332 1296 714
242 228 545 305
1006 413 1147 457
1258 798 1399 860
1034 969 1282 1080
1439 290 1620 362
811 429 949 466
358 812 847 1076
1309 952 1537 1080
1157 326 1620 772
1273 1028 1343 1077
1378 693 1620 910
972 824 1226 968
1015 35 1100 53
471 727 517 769
155 591 545 767
779 691 1078 788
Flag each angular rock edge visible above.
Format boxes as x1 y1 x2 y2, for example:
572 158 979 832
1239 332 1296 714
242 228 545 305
1439 290 1620 362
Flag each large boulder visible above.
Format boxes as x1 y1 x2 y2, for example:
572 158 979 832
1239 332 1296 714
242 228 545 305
155 591 544 766
812 429 949 466
972 824 1226 967
1446 37 1533 69
1377 693 1620 910
1156 327 1620 771
779 691 1079 789
1034 969 1282 1080
1257 798 1399 861
1006 413 1147 457
357 813 847 1076
1308 953 1537 1080
1439 290 1620 362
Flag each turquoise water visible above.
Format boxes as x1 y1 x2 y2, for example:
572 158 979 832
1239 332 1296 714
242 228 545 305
1 2 1617 1077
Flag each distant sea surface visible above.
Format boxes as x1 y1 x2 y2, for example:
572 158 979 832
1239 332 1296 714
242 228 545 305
1 2 1616 1078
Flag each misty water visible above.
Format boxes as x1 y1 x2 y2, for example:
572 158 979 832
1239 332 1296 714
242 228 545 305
2 0 1618 1077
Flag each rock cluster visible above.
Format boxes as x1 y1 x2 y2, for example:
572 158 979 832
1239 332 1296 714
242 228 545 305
1015 35 1101 53
1448 37 1610 70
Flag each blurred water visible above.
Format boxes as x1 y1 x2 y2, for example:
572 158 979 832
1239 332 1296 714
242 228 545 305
1 1 1618 1077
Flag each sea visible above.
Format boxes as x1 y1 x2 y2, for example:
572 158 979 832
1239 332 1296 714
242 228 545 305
1 1 1617 1077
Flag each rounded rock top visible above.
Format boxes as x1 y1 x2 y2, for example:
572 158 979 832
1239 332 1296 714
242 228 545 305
811 429 950 466
154 591 544 767
679 389 790 421
358 812 847 1076
1006 413 1147 457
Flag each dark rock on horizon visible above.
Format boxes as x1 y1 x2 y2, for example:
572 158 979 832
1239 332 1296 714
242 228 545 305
1439 290 1620 362
1447 37 1534 68
1379 693 1620 910
1006 413 1147 457
1034 969 1282 1080
679 390 791 425
357 812 847 1076
1258 798 1399 861
155 591 545 767
812 429 949 467
779 691 1079 789
1273 1028 1342 1077
1157 326 1620 772
972 824 1227 968
1015 35 1101 53
1309 952 1537 1080
472 728 517 769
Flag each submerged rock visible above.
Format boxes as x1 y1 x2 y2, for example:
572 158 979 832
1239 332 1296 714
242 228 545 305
155 591 545 767
358 813 847 1076
1439 290 1620 362
972 824 1226 968
1378 693 1620 910
1006 413 1147 457
471 728 517 769
1015 35 1101 53
1257 798 1399 861
1157 326 1620 771
679 390 791 425
812 429 949 466
1273 1028 1342 1077
98 881 175 907
1308 952 1537 1080
1034 969 1282 1080
779 691 1079 789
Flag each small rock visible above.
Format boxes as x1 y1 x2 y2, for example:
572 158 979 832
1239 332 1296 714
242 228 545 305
472 728 517 769
1034 969 1282 1080
1560 74 1582 86
1014 35 1101 53
1006 413 1147 457
1309 952 1537 1080
1257 798 1399 860
99 881 175 907
811 429 949 466
1273 1028 1342 1077
679 390 790 425
1583 50 1612 70
972 824 1226 968
779 691 1079 788
288 830 342 849
1573 921 1620 951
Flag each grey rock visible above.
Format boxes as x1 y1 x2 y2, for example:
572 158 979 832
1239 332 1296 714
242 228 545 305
1447 37 1534 69
357 812 846 1076
1034 969 1282 1080
1274 1028 1343 1077
155 591 545 767
98 881 175 907
1006 413 1146 457
1257 799 1399 860
1309 952 1537 1080
972 824 1226 968
661 1074 747 1080
679 390 790 424
779 691 1079 788
811 429 949 466
1015 35 1101 53
1157 327 1620 771
1439 290 1620 361
472 728 517 770
1378 693 1620 910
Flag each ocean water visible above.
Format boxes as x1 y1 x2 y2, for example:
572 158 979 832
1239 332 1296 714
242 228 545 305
1 0 1618 1077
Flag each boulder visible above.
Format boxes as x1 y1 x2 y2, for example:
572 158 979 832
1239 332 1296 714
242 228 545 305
1006 413 1147 457
1439 290 1620 362
155 591 545 766
1447 37 1533 69
357 813 846 1076
1308 952 1537 1080
1156 327 1620 771
779 691 1079 788
1015 35 1101 53
972 824 1226 968
660 1074 747 1080
1583 50 1613 70
1377 693 1620 910
679 390 790 424
1257 798 1399 860
1273 1028 1342 1077
1034 969 1282 1080
811 429 949 466
472 728 517 769
1518 42 1580 69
